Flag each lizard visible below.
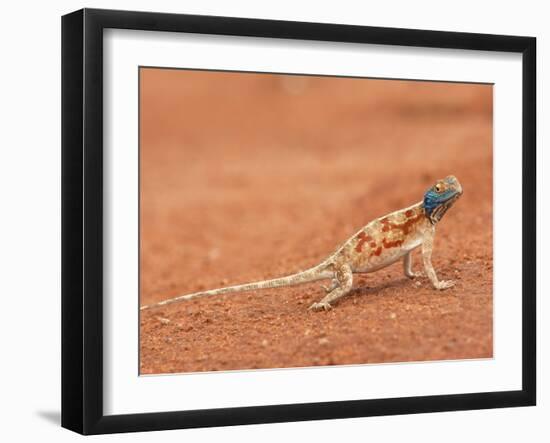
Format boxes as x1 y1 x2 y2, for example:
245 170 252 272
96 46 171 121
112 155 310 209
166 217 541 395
140 175 463 312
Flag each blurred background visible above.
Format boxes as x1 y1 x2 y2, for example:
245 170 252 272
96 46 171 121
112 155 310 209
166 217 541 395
140 68 493 373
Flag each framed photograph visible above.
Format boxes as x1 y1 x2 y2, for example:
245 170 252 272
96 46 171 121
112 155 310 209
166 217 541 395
61 8 536 435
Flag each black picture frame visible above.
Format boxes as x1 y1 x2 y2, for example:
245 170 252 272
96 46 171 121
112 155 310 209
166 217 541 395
61 8 536 435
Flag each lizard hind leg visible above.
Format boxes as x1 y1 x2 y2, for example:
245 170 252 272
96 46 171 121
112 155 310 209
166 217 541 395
309 264 353 312
321 278 339 294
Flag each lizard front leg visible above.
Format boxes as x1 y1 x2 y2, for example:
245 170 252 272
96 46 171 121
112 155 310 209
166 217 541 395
403 251 422 279
421 229 454 290
309 264 353 311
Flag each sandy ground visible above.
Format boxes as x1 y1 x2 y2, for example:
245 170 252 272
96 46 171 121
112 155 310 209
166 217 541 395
139 69 493 374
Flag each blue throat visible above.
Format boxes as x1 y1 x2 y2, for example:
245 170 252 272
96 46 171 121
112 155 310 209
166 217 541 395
423 189 455 217
423 194 439 216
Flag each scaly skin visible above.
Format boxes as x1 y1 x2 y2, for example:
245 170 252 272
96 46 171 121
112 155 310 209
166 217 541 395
141 176 463 312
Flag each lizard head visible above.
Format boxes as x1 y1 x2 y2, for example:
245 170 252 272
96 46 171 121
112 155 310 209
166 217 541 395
423 175 463 224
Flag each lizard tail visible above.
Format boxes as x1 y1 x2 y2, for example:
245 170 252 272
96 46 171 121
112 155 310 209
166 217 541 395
140 265 331 311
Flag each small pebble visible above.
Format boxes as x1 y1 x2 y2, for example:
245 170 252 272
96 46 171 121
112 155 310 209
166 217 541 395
318 337 329 345
156 316 170 325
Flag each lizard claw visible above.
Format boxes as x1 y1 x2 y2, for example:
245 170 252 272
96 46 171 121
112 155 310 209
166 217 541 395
308 302 332 312
435 280 455 290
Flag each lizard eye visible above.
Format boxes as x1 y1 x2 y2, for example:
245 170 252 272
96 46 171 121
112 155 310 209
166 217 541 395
434 184 442 193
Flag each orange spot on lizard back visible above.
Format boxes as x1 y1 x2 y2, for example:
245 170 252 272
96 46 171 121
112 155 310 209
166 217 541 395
382 238 404 249
355 232 371 252
397 214 422 235
385 210 423 236
372 246 383 256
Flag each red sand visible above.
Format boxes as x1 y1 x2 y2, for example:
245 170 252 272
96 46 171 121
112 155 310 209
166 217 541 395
139 69 493 374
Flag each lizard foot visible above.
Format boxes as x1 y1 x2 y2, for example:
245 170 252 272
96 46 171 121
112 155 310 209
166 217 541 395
406 271 424 279
435 280 455 290
308 302 332 312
